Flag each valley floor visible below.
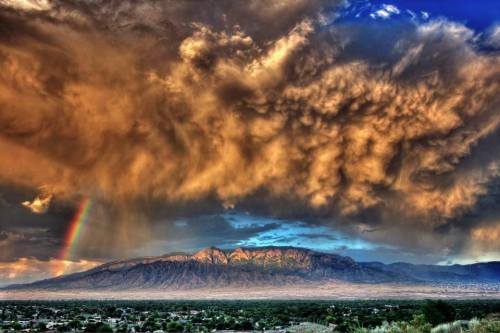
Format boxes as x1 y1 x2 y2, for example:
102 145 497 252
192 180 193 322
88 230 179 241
1 282 499 300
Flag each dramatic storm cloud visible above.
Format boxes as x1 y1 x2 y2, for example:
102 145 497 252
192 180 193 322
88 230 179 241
0 0 499 283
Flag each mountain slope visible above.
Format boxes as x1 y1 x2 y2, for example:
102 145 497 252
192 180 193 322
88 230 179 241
4 246 408 290
4 246 499 290
13 261 306 290
361 261 500 283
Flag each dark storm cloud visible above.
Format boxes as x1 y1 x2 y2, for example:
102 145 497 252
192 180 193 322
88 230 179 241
125 215 283 258
334 246 448 265
295 233 338 241
159 215 282 250
0 0 499 265
0 185 74 261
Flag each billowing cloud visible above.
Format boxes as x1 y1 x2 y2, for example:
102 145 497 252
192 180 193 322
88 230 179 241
0 0 499 265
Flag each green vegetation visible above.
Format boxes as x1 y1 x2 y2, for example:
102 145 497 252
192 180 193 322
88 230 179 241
353 316 499 333
421 301 456 326
0 300 498 332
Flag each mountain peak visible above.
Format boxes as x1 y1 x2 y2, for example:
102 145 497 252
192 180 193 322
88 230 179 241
193 246 228 264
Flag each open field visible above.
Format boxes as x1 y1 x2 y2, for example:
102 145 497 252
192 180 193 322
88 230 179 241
2 282 499 300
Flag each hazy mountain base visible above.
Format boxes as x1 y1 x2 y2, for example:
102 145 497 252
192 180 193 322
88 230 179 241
1 282 499 300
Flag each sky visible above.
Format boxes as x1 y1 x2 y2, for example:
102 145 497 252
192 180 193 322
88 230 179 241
0 0 499 286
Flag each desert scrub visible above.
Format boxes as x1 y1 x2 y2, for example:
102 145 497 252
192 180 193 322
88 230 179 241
348 318 499 333
431 321 464 333
467 318 500 333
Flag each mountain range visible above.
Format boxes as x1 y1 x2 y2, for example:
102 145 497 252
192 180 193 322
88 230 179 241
4 246 500 290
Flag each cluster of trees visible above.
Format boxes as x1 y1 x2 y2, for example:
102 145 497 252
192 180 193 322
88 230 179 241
421 300 456 326
1 300 499 332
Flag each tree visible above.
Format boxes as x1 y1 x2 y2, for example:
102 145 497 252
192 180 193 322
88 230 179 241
85 322 114 332
166 321 184 332
98 323 114 332
37 322 48 332
69 320 82 330
236 319 253 331
422 300 456 325
184 322 194 332
410 314 432 333
57 325 70 332
12 322 22 331
116 323 128 332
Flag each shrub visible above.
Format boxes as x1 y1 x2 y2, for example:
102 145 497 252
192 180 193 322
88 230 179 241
430 321 462 333
468 319 500 333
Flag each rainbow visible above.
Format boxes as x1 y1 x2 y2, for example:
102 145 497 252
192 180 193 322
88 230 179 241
57 198 93 274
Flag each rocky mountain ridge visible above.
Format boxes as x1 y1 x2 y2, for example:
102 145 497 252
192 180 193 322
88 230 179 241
4 246 499 290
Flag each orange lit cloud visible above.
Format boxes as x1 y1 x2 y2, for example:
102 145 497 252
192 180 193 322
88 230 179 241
22 194 53 214
447 224 500 264
0 257 101 286
0 0 50 11
0 1 499 260
472 225 500 244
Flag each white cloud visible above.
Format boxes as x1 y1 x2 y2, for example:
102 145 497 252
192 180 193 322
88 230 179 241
383 4 400 14
485 24 500 48
370 4 400 20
